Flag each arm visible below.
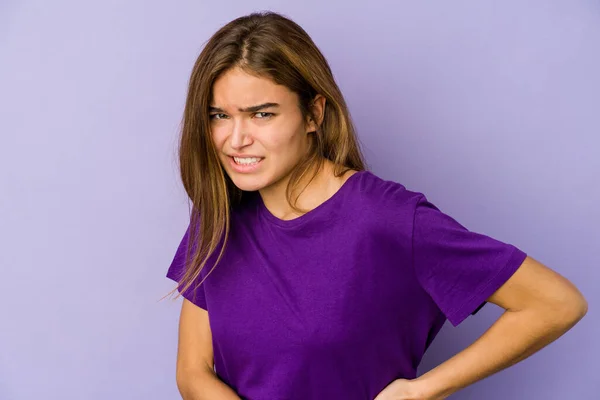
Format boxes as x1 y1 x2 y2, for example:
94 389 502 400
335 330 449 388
411 255 588 399
175 299 241 400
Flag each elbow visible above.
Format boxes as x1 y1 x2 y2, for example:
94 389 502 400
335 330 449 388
175 369 188 392
175 364 214 397
175 366 202 395
555 290 588 328
175 368 191 395
571 294 588 321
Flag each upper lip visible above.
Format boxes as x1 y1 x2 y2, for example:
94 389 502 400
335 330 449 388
229 154 264 158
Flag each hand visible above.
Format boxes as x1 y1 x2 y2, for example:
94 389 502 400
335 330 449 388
373 378 425 400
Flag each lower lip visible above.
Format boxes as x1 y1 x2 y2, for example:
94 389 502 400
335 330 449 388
228 156 264 173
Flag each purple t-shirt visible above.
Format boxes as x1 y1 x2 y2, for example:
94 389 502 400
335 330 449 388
166 170 527 399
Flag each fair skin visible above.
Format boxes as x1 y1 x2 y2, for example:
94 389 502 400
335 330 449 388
175 66 354 400
175 300 240 400
374 255 588 399
176 67 588 399
209 66 355 220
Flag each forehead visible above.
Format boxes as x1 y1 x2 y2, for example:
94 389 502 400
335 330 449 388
210 67 295 107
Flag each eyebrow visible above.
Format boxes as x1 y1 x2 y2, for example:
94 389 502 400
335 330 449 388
208 102 280 113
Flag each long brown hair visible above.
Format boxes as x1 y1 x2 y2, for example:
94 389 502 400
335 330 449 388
169 11 368 300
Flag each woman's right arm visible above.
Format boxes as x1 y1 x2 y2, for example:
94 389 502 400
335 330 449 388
175 299 241 400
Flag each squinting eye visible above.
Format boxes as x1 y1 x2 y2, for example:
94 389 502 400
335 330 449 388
254 112 274 119
210 113 228 120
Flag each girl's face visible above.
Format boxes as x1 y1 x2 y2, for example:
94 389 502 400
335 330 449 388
209 67 320 194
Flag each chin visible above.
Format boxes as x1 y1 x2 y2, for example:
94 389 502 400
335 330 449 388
227 173 269 192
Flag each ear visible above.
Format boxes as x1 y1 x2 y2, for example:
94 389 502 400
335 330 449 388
305 94 326 133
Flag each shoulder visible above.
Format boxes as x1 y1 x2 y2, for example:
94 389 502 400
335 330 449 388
343 170 426 239
351 170 423 213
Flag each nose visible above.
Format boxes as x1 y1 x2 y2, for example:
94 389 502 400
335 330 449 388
229 118 253 150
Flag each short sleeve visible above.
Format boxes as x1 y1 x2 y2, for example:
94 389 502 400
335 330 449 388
166 224 208 310
411 194 527 327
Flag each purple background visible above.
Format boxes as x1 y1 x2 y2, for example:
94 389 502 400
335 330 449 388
1 1 598 399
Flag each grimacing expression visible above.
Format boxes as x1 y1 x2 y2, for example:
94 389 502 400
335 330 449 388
209 67 318 193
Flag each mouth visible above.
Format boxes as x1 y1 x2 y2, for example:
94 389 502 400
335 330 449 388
231 156 263 166
228 155 264 173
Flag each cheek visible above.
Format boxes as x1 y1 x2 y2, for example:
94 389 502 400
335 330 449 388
259 119 305 151
210 125 228 148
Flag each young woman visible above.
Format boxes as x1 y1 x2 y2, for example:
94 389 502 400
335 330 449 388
165 11 587 400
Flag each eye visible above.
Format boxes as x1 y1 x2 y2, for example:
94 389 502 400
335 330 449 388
209 113 228 120
254 112 274 119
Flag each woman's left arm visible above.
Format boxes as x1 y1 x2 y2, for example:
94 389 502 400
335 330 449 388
377 255 588 400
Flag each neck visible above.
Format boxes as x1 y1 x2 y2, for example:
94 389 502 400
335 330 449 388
259 159 346 221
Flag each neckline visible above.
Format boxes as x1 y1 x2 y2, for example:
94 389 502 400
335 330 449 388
255 170 367 228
